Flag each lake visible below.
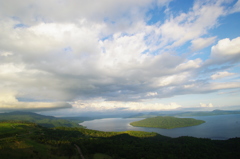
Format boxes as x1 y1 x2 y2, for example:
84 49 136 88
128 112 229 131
81 114 240 140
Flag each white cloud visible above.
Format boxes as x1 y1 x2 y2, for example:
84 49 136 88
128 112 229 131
176 58 202 70
154 0 226 50
146 92 158 97
0 0 170 25
72 100 181 112
0 0 239 112
211 71 236 80
184 84 195 88
207 37 240 65
211 37 240 56
209 82 240 90
200 103 213 108
154 73 190 87
191 37 216 51
0 51 13 57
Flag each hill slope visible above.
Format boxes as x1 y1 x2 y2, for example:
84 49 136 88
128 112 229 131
0 111 80 128
130 116 205 129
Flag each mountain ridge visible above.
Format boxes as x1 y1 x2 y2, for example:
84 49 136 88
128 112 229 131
0 111 81 128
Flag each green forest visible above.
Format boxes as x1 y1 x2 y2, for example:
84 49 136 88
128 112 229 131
0 112 240 159
1 121 240 159
130 116 205 129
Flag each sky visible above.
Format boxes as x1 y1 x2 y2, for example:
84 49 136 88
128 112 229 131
0 0 240 116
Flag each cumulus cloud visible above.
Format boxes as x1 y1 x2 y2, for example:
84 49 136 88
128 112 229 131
212 37 240 56
210 37 240 64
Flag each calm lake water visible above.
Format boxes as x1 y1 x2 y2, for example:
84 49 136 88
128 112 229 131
81 114 240 140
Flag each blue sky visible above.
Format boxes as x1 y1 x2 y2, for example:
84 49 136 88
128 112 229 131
0 0 240 116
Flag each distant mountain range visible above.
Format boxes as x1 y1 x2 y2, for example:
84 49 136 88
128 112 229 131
173 109 240 117
127 110 240 118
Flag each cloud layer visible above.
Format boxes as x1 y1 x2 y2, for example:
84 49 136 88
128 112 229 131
0 0 240 113
0 92 71 111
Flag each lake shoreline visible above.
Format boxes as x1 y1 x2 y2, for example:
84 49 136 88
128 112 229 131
81 114 240 140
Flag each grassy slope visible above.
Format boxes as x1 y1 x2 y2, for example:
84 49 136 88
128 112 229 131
130 116 205 129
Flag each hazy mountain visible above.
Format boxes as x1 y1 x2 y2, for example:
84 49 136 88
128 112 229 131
127 110 240 118
173 109 240 117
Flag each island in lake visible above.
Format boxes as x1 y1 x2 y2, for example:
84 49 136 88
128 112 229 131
130 116 205 129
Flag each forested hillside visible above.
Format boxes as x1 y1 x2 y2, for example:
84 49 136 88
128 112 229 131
130 116 205 129
0 121 240 159
0 112 80 128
